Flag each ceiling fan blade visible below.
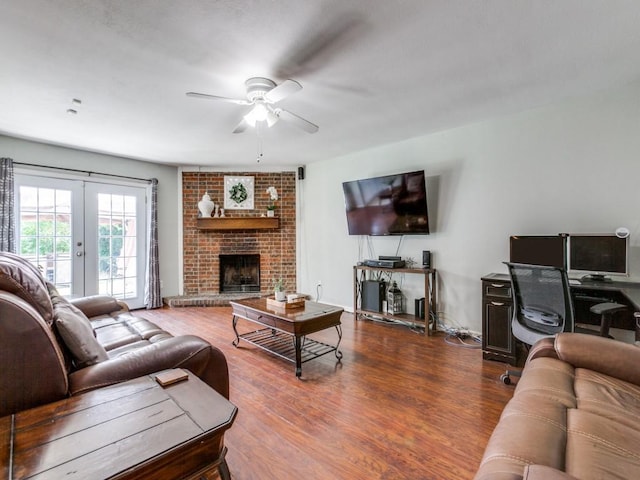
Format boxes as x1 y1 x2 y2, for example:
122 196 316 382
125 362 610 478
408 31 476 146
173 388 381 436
277 109 319 134
186 92 251 106
264 79 302 104
232 118 249 134
274 12 363 78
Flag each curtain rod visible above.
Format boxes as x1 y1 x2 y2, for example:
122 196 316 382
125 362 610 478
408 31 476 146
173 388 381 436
14 162 153 183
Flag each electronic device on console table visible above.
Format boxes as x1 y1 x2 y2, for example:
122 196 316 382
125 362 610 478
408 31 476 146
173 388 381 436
363 256 406 269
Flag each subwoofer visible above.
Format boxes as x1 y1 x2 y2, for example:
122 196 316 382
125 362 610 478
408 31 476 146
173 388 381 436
361 280 386 312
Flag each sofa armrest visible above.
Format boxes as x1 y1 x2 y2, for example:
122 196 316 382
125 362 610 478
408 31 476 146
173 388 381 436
554 332 640 385
69 295 126 318
526 337 559 363
523 465 579 480
68 335 229 399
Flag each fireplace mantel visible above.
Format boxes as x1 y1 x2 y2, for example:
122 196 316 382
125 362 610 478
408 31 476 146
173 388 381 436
196 217 279 231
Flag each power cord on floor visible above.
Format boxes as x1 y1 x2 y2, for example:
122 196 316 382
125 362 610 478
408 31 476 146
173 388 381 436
438 316 482 349
443 330 482 348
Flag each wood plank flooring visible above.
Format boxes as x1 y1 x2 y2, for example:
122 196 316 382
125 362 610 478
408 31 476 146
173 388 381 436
134 307 515 480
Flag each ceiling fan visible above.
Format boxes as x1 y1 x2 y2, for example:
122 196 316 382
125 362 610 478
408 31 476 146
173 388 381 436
186 77 319 134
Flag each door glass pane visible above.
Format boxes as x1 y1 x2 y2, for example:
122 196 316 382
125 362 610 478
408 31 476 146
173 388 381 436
97 193 138 300
18 186 73 295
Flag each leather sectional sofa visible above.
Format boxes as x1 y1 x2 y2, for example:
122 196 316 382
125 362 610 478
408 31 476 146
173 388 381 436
475 332 640 479
0 251 229 417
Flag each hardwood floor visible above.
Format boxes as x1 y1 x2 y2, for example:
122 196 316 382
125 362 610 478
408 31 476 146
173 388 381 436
134 307 514 480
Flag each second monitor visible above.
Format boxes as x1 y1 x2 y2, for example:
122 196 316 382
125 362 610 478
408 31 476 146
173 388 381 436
509 234 567 269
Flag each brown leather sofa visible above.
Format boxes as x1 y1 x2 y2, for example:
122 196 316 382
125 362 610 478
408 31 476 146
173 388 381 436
475 332 640 480
0 251 229 417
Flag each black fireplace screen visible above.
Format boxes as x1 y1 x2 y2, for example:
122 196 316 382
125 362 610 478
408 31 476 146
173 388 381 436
219 254 260 293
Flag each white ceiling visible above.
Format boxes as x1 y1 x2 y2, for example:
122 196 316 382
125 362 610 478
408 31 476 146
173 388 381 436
2 1 640 168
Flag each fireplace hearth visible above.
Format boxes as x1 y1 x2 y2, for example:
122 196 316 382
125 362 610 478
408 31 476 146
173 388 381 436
219 254 260 293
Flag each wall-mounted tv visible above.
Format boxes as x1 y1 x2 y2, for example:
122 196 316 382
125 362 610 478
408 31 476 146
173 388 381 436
342 170 430 236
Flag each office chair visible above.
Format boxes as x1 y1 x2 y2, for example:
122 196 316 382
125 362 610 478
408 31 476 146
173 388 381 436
500 263 625 385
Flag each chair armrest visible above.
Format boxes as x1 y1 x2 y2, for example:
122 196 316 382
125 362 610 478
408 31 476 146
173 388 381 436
523 465 578 480
554 332 640 385
68 335 229 399
69 295 127 318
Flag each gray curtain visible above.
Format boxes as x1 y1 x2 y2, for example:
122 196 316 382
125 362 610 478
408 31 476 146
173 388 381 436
145 178 162 308
0 158 16 252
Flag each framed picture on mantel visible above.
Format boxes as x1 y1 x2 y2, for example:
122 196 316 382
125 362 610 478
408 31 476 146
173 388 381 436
224 176 254 209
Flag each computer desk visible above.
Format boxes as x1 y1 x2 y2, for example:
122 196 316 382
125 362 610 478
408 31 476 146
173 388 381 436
482 273 640 365
486 273 640 337
569 280 640 330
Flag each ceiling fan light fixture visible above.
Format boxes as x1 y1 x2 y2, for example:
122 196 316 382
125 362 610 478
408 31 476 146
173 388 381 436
266 109 279 127
243 103 279 128
244 103 267 126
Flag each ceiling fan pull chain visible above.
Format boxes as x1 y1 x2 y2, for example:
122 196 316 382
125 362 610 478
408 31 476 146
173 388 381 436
256 131 264 163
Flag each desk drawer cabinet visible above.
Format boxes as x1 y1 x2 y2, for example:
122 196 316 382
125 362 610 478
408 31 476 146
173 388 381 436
481 275 516 365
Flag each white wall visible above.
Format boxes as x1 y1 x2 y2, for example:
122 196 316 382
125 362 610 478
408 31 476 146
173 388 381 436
0 136 181 297
4 80 640 323
298 81 640 333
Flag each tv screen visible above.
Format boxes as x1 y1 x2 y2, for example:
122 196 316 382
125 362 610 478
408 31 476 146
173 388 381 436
568 234 629 279
509 235 567 269
342 170 429 236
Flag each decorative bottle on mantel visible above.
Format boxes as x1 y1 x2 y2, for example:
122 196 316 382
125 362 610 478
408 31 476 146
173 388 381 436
198 193 215 218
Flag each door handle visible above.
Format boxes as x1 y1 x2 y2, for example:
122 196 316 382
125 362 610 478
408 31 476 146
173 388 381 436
490 301 505 306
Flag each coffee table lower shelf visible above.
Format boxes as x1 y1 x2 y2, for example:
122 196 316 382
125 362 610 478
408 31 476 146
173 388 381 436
234 327 343 375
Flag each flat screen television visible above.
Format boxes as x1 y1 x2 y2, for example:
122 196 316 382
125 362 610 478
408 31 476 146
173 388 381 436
342 170 429 236
568 234 629 281
509 235 567 269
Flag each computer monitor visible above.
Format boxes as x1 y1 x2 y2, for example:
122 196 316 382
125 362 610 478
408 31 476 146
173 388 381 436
568 234 629 281
509 235 567 269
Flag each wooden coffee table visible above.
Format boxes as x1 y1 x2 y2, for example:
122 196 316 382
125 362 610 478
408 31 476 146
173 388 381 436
230 298 344 377
1 370 237 480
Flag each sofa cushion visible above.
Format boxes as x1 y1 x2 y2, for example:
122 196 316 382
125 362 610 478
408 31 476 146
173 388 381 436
523 465 579 480
574 367 640 431
0 252 53 323
565 408 640 478
54 302 109 368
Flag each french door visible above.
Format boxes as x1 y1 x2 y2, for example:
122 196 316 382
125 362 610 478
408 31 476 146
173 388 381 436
15 175 147 308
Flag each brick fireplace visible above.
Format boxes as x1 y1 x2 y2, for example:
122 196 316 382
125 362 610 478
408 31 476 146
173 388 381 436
181 171 297 298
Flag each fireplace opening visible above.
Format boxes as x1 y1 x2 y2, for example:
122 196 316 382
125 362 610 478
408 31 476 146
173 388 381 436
219 254 260 293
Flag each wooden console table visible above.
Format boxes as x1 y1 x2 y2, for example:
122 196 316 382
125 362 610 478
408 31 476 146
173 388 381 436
1 370 237 480
353 265 437 335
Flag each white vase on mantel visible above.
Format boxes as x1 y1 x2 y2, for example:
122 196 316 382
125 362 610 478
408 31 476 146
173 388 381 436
198 193 215 218
267 209 275 217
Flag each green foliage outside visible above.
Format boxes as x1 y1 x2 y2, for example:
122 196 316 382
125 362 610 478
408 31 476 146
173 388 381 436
19 220 124 276
99 223 124 274
20 220 71 256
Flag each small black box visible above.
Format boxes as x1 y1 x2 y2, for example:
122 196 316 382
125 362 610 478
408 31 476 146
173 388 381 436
415 298 425 319
422 250 431 268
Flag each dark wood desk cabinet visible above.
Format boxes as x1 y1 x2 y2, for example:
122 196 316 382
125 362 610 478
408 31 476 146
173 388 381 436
481 272 640 366
1 370 237 480
481 273 517 365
